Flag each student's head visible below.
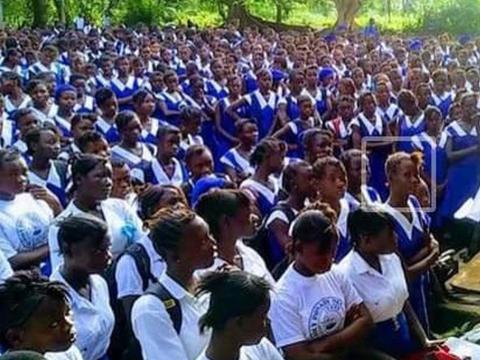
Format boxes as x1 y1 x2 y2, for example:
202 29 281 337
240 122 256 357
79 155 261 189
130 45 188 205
195 189 252 241
99 56 114 76
40 45 58 65
337 95 355 120
139 185 187 222
164 70 179 92
77 131 110 158
305 65 318 87
133 89 156 117
385 151 420 198
0 149 27 196
54 85 77 114
149 207 215 270
256 69 272 92
180 107 202 136
58 214 112 274
302 129 333 163
13 109 39 137
111 160 132 200
358 92 376 117
388 68 403 91
197 271 271 345
297 95 314 119
71 154 113 201
313 156 347 203
115 56 130 75
25 126 61 160
460 93 477 123
337 78 355 97
227 75 242 97
348 206 396 255
149 71 164 92
115 111 141 145
34 72 56 97
291 206 338 274
397 89 418 116
375 81 391 105
250 137 285 173
415 83 431 109
289 69 305 93
1 71 22 95
0 272 74 354
341 149 371 192
424 106 443 135
157 124 181 159
236 118 258 146
432 69 448 93
282 160 315 198
71 114 96 141
69 73 87 98
95 88 118 119
27 80 50 108
185 145 214 180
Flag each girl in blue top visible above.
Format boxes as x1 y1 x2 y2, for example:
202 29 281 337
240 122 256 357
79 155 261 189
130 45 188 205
227 69 288 140
431 69 454 119
397 90 425 151
94 88 120 144
111 56 140 112
53 85 77 140
384 152 440 334
305 65 331 118
284 70 307 121
439 93 480 221
133 89 168 146
205 59 229 101
158 70 188 127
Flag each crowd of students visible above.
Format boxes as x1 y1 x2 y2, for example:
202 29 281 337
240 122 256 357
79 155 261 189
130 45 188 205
0 22 478 360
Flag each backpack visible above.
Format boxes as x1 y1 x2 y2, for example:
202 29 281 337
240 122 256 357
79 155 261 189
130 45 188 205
245 202 297 270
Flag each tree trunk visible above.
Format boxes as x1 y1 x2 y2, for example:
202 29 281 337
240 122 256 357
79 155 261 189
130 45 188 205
31 0 49 28
333 0 362 30
0 0 4 30
54 0 66 25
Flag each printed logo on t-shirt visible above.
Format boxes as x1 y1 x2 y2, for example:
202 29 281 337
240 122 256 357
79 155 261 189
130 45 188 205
16 213 48 250
308 297 344 339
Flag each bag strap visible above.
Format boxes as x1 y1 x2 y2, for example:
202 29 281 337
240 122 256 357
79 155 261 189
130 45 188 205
125 243 157 291
146 283 182 334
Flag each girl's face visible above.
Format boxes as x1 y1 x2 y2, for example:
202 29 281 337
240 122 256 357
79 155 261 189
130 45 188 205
239 122 259 146
0 158 28 195
178 216 216 270
375 84 390 104
20 298 76 353
36 130 61 160
137 93 156 116
72 79 86 97
188 151 214 180
299 100 314 119
306 69 318 87
117 58 130 75
76 161 113 201
122 117 142 144
318 164 347 202
389 158 419 196
362 95 377 117
31 84 50 107
291 74 305 93
101 60 114 76
258 73 272 92
100 96 118 119
150 74 164 92
363 225 397 256
426 111 443 135
70 233 112 274
159 132 180 158
353 69 365 87
338 100 354 121
84 138 111 158
111 164 132 200
239 298 270 346
58 91 77 113
417 86 431 106
433 73 448 93
296 235 338 274
309 135 332 162
165 75 179 92
18 114 39 136
72 119 94 140
184 116 201 135
228 78 242 96
347 155 371 190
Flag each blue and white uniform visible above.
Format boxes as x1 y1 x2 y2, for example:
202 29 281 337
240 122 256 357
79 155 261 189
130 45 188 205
140 157 188 187
240 177 278 218
243 90 285 139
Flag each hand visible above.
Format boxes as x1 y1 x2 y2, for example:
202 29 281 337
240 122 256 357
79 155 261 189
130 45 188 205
345 304 362 323
428 243 441 267
27 184 50 200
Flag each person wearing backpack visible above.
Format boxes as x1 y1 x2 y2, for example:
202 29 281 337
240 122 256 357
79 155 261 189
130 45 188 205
131 207 216 360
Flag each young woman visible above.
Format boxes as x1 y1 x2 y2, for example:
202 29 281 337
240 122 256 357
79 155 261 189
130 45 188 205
439 93 480 221
11 109 40 157
375 82 401 129
220 118 257 185
350 92 392 199
53 85 77 139
430 70 453 119
270 208 374 360
205 59 229 101
314 156 354 262
383 152 440 333
94 88 120 144
178 107 204 160
51 215 115 360
58 114 95 162
305 65 331 118
397 90 426 150
27 80 58 125
111 56 140 111
240 138 285 218
141 124 187 186
48 154 145 269
25 126 69 207
133 89 166 146
302 128 334 165
0 271 82 359
158 70 188 127
131 207 216 360
111 111 154 177
195 189 274 284
0 149 56 271
325 95 355 155
2 72 30 118
195 271 283 360
70 74 96 114
338 207 425 359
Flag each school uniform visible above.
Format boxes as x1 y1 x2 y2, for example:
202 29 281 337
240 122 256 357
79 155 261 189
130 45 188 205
110 76 141 111
349 112 390 199
131 272 211 360
45 345 84 360
285 118 320 158
431 91 454 119
31 104 58 125
335 198 353 262
205 78 229 100
158 90 188 126
220 148 254 179
0 193 53 260
28 160 70 207
344 186 382 209
50 271 114 360
438 121 480 220
337 250 418 357
29 61 67 84
95 117 120 144
95 74 113 89
54 114 73 138
214 97 247 157
412 132 447 186
270 264 363 348
74 95 96 114
243 71 258 94
11 139 29 158
325 117 350 154
48 198 146 270
397 112 426 152
0 116 15 148
140 117 169 146
111 143 155 181
243 90 286 139
377 103 401 125
58 143 81 162
178 133 204 160
0 248 13 284
382 196 431 333
305 88 329 117
141 157 188 187
115 235 165 299
4 94 31 119
196 338 283 360
240 178 279 218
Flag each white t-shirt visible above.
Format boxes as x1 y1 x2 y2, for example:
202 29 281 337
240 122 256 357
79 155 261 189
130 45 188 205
196 338 283 360
337 250 409 323
0 248 13 283
132 273 211 360
45 345 84 360
50 271 115 360
0 193 54 259
270 263 363 348
49 198 146 270
115 235 165 299
195 241 275 285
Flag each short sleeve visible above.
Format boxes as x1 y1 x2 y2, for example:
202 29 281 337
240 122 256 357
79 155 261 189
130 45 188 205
244 93 253 106
269 290 307 348
336 270 363 310
277 96 287 106
48 224 63 271
0 225 17 259
287 122 298 135
266 210 289 228
348 117 360 131
115 254 144 298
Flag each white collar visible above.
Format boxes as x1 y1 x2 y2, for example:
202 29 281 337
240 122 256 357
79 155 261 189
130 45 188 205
358 112 383 135
382 197 423 239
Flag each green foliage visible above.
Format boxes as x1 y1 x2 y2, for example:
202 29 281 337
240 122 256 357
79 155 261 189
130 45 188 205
420 0 480 35
111 0 179 26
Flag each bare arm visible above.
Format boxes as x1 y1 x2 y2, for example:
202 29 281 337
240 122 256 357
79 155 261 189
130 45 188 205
276 103 289 127
268 219 292 254
158 100 181 117
226 97 248 123
214 103 238 144
445 136 479 164
9 245 49 270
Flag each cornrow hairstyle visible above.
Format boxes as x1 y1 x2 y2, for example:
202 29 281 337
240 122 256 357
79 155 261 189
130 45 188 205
250 137 281 167
148 207 197 259
77 131 106 153
25 124 60 156
313 156 346 180
194 189 250 240
115 110 137 132
94 88 116 107
185 144 211 166
196 271 271 333
0 271 69 348
137 184 187 222
0 148 22 171
348 206 394 246
57 214 109 256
